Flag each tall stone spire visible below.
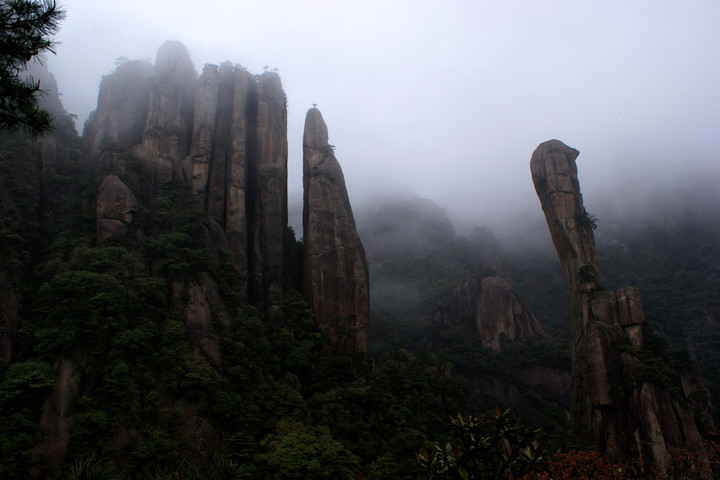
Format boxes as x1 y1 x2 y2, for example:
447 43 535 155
303 108 369 353
248 72 288 319
142 40 197 184
531 139 712 472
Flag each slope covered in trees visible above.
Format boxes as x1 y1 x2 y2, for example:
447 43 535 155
1 49 718 480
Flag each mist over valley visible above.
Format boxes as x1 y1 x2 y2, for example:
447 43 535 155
1 0 719 477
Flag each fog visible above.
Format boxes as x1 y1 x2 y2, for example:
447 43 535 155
47 0 720 240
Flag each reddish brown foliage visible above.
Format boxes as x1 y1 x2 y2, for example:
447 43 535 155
521 442 720 480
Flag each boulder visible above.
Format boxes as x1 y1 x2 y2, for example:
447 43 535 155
95 175 137 245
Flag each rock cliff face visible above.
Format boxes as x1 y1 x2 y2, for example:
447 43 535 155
531 139 712 472
141 41 197 184
248 73 288 318
87 44 290 320
190 63 255 297
22 44 368 475
303 108 369 353
432 276 544 350
84 60 155 161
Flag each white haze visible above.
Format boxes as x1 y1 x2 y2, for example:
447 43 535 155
47 0 720 239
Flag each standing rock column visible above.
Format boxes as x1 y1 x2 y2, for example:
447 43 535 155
249 72 288 319
531 139 711 472
204 63 234 225
189 63 253 293
142 41 197 184
189 63 220 195
223 69 254 293
83 59 155 168
303 108 369 353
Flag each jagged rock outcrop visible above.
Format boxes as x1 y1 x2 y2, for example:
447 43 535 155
190 63 255 294
95 175 137 245
84 59 155 160
86 44 290 320
303 108 369 353
432 276 544 350
477 277 545 349
531 139 713 473
142 41 197 184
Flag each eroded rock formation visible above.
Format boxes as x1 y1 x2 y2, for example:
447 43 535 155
432 276 544 350
531 139 712 472
87 45 290 319
171 275 225 368
142 41 197 184
84 59 155 161
303 108 369 353
95 175 137 245
248 72 288 318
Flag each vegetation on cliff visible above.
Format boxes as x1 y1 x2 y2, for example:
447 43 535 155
0 16 718 477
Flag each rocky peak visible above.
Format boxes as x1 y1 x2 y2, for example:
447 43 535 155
85 44 290 320
154 40 196 82
531 139 712 472
530 139 598 288
303 108 369 353
432 276 544 351
141 41 197 184
84 59 155 160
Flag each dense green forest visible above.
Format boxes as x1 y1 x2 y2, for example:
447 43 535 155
0 122 473 478
1 1 718 477
2 109 719 477
1 53 719 480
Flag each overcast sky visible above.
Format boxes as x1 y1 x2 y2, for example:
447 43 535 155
47 0 720 235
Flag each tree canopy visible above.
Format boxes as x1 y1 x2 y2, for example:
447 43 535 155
0 0 65 135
